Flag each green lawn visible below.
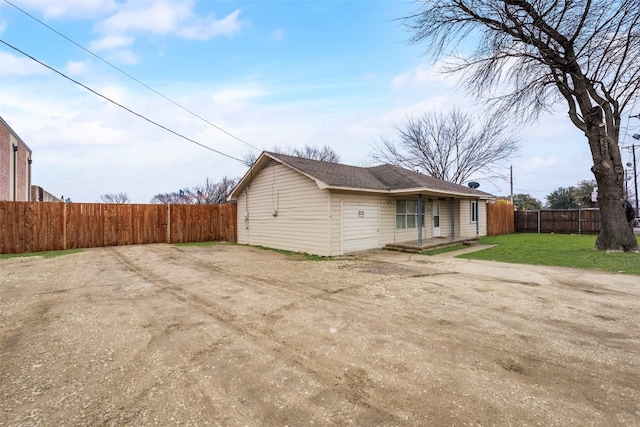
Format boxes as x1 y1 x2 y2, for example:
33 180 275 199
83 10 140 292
458 233 640 275
0 249 83 260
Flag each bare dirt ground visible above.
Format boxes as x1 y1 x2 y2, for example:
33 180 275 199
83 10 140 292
1 244 639 426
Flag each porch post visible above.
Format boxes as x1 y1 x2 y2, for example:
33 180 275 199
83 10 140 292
417 194 423 247
450 197 455 240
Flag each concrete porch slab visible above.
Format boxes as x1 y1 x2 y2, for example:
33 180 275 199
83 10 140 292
385 236 479 253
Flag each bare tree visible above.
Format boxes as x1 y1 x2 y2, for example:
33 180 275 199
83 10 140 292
371 109 518 184
403 0 640 251
99 192 130 204
149 192 191 204
292 145 341 163
185 176 239 204
150 177 239 204
242 145 341 167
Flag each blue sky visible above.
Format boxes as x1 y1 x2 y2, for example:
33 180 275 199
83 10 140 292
1 0 633 204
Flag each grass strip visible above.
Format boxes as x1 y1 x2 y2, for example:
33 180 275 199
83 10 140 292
458 233 640 275
0 248 83 260
174 241 332 261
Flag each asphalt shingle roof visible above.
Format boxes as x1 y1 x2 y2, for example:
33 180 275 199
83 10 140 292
267 152 493 198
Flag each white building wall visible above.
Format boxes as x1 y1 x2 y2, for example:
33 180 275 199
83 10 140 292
457 199 488 237
236 164 489 256
237 163 331 256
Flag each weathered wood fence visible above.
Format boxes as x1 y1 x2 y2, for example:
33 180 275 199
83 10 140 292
0 202 237 254
486 202 515 236
514 209 601 234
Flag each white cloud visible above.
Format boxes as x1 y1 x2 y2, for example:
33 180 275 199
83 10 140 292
211 88 266 104
106 50 139 65
0 51 47 76
90 35 134 51
98 1 189 35
64 60 91 76
391 62 456 90
270 29 284 41
178 9 242 40
96 1 241 40
14 0 118 20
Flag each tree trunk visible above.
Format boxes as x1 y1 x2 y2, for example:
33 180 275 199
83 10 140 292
586 109 639 252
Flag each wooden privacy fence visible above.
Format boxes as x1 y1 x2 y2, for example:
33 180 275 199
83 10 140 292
486 202 515 236
0 202 237 254
514 209 601 234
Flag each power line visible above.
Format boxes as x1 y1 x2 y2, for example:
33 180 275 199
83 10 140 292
2 0 261 152
0 38 245 163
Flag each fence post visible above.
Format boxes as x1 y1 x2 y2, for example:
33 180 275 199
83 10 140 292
537 210 541 233
578 208 581 235
63 202 67 250
166 203 171 244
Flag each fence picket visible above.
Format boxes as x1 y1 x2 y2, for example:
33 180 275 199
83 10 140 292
486 203 515 236
514 209 601 234
0 202 237 254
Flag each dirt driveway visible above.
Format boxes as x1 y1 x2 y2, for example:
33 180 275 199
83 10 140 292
1 244 639 426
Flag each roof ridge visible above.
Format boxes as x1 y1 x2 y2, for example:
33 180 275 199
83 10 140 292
265 152 493 197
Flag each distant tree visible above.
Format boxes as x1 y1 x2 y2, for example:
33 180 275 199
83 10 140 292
572 180 598 208
242 145 341 167
546 187 579 210
370 109 518 185
149 192 190 204
150 177 239 205
292 145 341 163
511 194 541 211
100 192 130 204
185 176 239 204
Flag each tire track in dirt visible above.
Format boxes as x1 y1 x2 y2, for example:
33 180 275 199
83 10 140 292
104 246 408 425
99 247 259 425
158 245 640 419
107 246 573 422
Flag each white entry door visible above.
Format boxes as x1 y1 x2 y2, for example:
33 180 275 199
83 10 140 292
432 202 441 237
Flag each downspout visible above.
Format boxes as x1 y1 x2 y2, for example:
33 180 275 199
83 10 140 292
417 194 423 247
12 145 18 201
450 197 455 239
28 158 32 201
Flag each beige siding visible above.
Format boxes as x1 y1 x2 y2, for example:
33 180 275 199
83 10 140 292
238 164 331 256
237 164 489 256
478 201 487 236
436 200 452 238
457 199 488 237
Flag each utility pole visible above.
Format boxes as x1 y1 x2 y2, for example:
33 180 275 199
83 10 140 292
633 143 638 217
510 165 513 204
629 114 639 216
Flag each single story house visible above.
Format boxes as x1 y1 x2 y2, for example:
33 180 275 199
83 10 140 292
228 152 494 256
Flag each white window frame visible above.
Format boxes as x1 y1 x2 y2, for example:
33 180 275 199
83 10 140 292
396 199 425 230
471 200 479 223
